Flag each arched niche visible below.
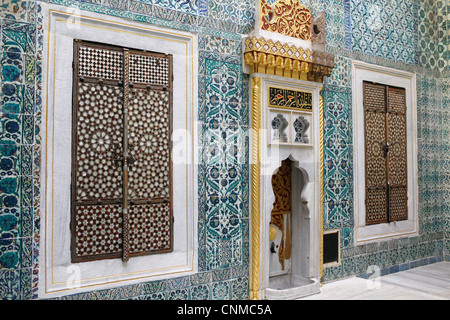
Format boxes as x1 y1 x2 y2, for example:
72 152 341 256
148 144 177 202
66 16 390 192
265 156 319 299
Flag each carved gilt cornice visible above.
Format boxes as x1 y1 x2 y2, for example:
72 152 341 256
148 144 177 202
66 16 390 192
244 36 334 82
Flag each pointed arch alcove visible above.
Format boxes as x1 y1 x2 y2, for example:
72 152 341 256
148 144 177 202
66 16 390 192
265 156 319 299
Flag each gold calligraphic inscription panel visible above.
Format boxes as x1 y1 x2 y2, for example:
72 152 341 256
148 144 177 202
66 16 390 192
268 87 313 112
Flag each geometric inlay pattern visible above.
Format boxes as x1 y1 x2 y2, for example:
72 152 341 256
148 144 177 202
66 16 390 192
78 45 123 81
387 87 407 222
73 204 123 259
129 53 170 86
366 187 388 224
388 186 407 221
129 203 172 254
128 88 171 200
387 87 406 114
388 112 407 186
363 81 408 224
365 111 387 188
364 82 385 112
75 82 123 201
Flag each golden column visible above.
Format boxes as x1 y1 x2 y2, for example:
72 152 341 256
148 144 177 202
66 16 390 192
250 76 262 300
319 87 324 281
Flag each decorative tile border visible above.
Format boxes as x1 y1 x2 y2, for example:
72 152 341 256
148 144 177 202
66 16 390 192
322 86 353 227
43 0 255 35
198 33 249 272
0 0 42 300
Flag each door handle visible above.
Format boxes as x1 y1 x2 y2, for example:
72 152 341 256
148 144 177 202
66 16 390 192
382 142 389 158
270 242 276 253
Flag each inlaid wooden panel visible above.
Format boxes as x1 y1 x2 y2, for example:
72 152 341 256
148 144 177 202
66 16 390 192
78 44 123 81
128 203 172 255
363 82 386 112
74 82 123 202
387 87 407 221
363 82 408 224
72 204 122 261
387 87 406 114
387 112 407 186
366 187 388 224
71 41 173 262
365 111 387 188
364 82 388 224
126 50 173 258
388 186 407 221
129 53 170 86
128 88 171 201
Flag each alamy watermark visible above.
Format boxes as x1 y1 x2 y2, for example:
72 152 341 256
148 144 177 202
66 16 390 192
66 265 81 289
366 265 381 289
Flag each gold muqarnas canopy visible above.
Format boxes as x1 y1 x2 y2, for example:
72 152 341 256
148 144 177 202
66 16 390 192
244 0 335 82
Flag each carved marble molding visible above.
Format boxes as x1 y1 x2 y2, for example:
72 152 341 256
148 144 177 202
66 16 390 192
311 12 325 45
244 36 334 82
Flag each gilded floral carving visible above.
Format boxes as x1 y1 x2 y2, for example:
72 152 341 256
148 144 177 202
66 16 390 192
260 0 313 41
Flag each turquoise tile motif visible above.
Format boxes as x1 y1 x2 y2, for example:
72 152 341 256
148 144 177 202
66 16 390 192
350 0 417 65
199 34 249 272
1 20 36 54
324 55 352 87
1 51 24 83
0 0 41 300
153 0 198 15
0 0 28 22
322 86 353 227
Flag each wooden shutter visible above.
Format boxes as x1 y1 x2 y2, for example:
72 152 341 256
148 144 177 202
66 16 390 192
386 87 408 221
363 81 408 225
125 50 173 258
363 82 389 224
71 41 173 262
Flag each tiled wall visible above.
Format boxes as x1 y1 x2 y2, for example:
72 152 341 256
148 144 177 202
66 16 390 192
317 0 449 281
0 1 42 300
0 0 448 299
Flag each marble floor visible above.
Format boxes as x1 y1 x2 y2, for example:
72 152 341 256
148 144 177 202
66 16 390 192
299 262 450 300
